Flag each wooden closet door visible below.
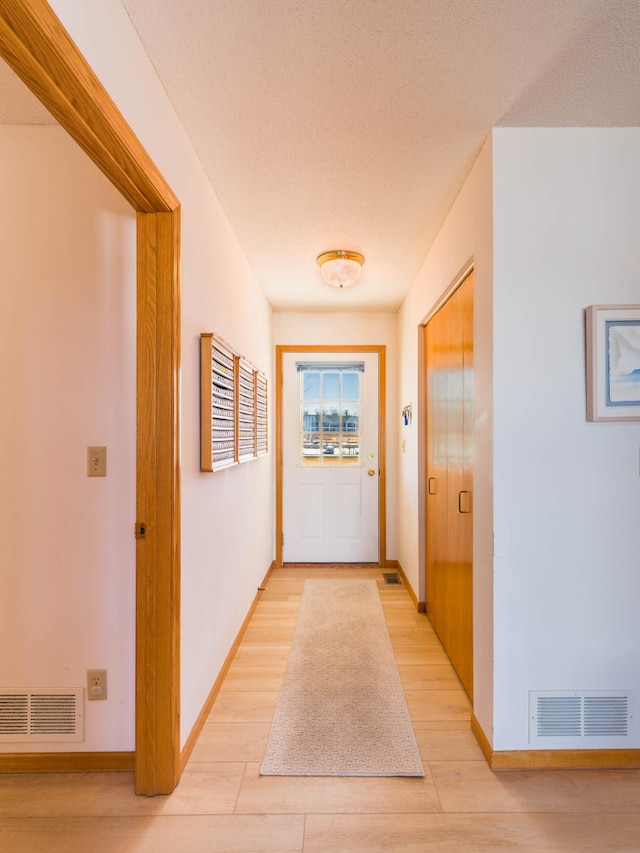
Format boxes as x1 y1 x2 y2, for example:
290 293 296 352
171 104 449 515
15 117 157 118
425 272 473 699
445 286 466 687
458 273 474 695
456 273 473 698
425 309 448 640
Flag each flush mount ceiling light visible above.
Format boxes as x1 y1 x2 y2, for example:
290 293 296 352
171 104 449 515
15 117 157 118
316 250 365 289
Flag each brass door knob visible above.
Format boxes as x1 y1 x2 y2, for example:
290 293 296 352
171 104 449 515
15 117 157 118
368 469 375 477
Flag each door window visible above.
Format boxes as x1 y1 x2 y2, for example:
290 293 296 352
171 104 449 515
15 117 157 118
297 362 363 465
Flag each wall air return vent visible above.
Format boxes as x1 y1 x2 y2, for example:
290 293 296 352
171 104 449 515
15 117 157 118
529 690 634 748
0 688 84 742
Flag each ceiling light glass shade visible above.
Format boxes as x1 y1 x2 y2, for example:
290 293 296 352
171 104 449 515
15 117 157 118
317 250 365 288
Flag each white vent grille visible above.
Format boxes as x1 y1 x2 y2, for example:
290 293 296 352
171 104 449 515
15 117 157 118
0 694 28 736
530 690 634 748
0 689 84 742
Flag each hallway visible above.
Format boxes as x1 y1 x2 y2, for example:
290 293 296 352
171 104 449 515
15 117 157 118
1 565 640 851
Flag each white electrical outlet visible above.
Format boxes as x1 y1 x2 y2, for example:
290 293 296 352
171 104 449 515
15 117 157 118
87 669 107 701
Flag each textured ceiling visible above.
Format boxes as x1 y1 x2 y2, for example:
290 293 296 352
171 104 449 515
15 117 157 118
3 1 639 310
0 63 56 125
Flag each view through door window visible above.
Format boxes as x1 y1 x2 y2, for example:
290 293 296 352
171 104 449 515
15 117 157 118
298 362 364 465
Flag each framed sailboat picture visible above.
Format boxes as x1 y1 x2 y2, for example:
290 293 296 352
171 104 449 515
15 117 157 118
586 305 640 422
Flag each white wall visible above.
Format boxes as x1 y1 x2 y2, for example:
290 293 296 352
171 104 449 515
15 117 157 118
274 313 399 558
398 129 640 752
397 138 494 737
0 127 137 751
45 0 275 749
492 128 640 750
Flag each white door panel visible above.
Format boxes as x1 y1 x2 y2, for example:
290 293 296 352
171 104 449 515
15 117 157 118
282 351 378 562
337 483 361 540
301 484 324 539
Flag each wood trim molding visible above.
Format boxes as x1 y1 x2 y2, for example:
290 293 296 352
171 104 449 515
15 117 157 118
0 1 178 212
0 2 181 796
471 714 640 770
275 347 284 566
491 748 640 771
386 560 419 610
179 562 276 773
0 752 134 774
470 713 493 766
378 346 387 566
275 345 387 567
136 210 181 795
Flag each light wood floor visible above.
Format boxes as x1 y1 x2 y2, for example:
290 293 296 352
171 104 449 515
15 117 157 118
2 565 640 851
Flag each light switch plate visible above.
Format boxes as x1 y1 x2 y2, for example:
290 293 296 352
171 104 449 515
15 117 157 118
87 446 106 477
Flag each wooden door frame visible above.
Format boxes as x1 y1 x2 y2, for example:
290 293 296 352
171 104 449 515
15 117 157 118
276 345 386 567
0 1 181 795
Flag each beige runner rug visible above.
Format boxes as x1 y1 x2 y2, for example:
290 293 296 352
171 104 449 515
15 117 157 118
260 579 424 776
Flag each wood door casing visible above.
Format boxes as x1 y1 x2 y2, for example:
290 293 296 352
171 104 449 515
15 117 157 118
282 353 379 563
425 271 474 698
0 1 181 794
275 345 387 568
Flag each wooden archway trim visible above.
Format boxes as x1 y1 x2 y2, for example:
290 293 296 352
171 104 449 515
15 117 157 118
135 211 181 795
0 1 181 795
0 1 178 212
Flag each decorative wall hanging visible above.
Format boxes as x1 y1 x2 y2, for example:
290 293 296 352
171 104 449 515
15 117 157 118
200 333 268 471
585 305 640 422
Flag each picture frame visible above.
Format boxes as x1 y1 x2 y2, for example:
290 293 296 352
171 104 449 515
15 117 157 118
585 305 640 422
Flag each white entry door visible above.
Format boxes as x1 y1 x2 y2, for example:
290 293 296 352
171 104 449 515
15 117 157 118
282 351 379 562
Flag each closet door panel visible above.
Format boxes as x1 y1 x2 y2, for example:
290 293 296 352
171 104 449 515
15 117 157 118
424 272 474 700
425 318 437 618
425 307 448 640
458 273 474 697
444 287 465 683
